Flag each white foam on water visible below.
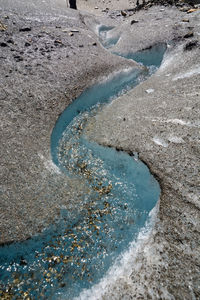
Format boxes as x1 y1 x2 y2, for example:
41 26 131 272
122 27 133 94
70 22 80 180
173 66 200 81
71 205 159 300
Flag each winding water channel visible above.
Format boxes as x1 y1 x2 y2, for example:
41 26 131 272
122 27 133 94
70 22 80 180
0 26 166 299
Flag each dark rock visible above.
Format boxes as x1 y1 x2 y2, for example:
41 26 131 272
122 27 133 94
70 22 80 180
92 42 97 46
19 27 32 32
0 42 8 47
7 38 14 44
184 40 199 51
25 42 31 47
54 40 63 46
79 44 84 48
13 55 23 62
131 20 139 25
121 10 127 17
20 258 27 266
184 31 194 38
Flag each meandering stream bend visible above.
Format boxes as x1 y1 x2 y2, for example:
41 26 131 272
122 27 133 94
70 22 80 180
0 25 166 299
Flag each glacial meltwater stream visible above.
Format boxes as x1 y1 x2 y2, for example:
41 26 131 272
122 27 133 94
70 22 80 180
0 25 166 299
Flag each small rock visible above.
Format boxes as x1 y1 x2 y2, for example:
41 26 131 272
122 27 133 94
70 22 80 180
7 38 14 44
54 40 63 45
13 55 23 62
0 42 8 47
182 19 189 22
25 42 31 47
92 42 97 46
95 6 99 9
68 32 74 37
179 6 190 12
0 21 7 31
184 40 198 51
184 31 194 38
71 29 79 33
20 258 27 266
79 44 84 48
131 20 138 25
19 27 32 32
121 10 127 17
187 8 199 13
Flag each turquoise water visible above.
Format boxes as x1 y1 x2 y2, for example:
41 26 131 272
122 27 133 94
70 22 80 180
117 43 167 67
98 25 120 49
0 31 165 299
51 67 142 166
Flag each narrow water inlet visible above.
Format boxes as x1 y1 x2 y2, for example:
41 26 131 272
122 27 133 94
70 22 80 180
0 26 166 299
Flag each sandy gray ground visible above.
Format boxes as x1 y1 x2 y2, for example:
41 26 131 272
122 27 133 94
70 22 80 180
0 0 200 298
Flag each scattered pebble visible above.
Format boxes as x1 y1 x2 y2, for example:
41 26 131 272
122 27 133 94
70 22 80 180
25 42 31 47
0 42 8 47
121 10 127 17
131 20 139 25
71 29 79 33
0 21 7 31
7 38 14 44
54 40 63 45
184 31 194 38
13 55 23 62
187 8 199 13
184 40 198 51
19 27 32 32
